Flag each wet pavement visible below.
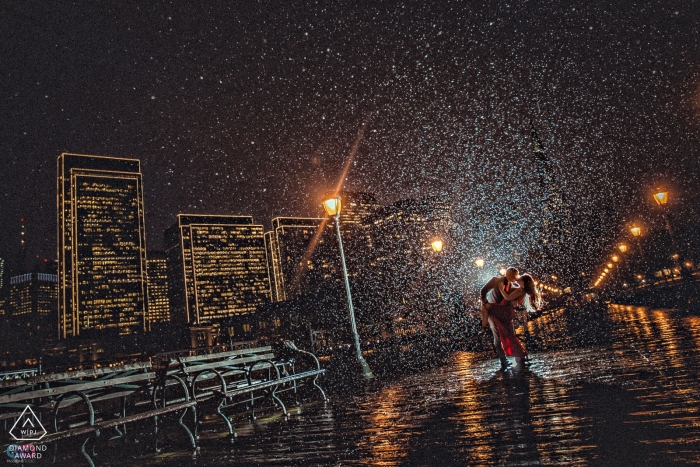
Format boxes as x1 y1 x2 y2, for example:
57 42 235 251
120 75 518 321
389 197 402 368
57 304 700 466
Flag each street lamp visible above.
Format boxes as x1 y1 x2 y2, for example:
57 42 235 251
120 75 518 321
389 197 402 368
653 190 668 206
431 239 443 253
323 195 373 379
499 268 507 276
474 258 484 268
652 188 677 253
611 255 619 263
630 225 645 258
618 244 627 253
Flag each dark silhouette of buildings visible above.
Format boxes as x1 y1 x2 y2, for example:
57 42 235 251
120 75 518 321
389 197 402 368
265 217 337 302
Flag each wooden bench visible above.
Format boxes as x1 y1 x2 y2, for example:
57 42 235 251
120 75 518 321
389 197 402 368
0 362 196 467
0 341 327 465
211 341 327 436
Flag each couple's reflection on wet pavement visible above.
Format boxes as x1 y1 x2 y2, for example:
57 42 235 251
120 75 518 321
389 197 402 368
57 303 700 466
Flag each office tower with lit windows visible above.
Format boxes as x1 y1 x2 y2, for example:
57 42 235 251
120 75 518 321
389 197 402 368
146 252 170 327
8 272 58 337
165 215 272 327
266 217 337 302
57 153 149 339
9 273 58 315
0 257 5 292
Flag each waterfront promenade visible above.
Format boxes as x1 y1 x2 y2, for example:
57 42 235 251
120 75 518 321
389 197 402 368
54 303 700 466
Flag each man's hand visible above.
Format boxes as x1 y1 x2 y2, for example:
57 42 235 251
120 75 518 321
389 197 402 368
480 303 490 332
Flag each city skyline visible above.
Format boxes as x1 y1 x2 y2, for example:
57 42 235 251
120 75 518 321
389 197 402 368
1 2 698 282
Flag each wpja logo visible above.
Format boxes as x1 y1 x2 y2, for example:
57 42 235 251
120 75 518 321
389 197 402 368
9 406 46 442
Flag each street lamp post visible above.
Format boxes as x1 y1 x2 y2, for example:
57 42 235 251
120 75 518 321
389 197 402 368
653 189 678 254
630 226 644 258
323 196 373 379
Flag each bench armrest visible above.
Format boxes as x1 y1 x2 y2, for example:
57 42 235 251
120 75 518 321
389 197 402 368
282 341 322 371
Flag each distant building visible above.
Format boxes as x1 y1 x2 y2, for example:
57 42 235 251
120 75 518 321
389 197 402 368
57 153 149 339
367 196 451 255
322 191 380 229
7 272 57 337
265 217 337 302
363 196 452 335
146 252 170 327
530 126 571 272
164 214 272 332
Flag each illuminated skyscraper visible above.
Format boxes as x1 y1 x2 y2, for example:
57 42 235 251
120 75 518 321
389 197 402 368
57 153 148 339
8 273 58 338
266 217 336 302
146 252 170 327
9 273 57 316
165 215 271 326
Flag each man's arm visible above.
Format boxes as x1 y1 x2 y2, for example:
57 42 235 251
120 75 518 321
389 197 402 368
498 280 525 301
480 277 497 304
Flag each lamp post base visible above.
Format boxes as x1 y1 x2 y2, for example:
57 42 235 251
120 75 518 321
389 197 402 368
358 357 374 380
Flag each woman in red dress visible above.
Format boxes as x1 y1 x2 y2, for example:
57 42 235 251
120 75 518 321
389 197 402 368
482 274 542 370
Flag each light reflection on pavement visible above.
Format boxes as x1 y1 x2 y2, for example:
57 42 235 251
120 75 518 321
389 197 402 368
59 304 700 466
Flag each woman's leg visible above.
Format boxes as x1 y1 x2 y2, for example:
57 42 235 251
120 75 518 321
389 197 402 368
487 316 507 369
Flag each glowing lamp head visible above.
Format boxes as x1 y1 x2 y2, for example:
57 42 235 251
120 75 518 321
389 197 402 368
323 197 342 216
499 268 507 276
618 244 627 253
630 226 641 237
604 268 609 273
653 190 668 205
431 239 443 252
607 263 613 269
474 258 484 268
612 255 619 262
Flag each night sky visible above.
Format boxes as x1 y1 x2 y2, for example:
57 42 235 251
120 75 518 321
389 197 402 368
2 1 699 281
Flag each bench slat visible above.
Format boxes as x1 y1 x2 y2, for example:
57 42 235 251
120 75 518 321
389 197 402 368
0 362 152 390
218 369 325 398
0 372 156 404
180 353 276 374
174 346 272 364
